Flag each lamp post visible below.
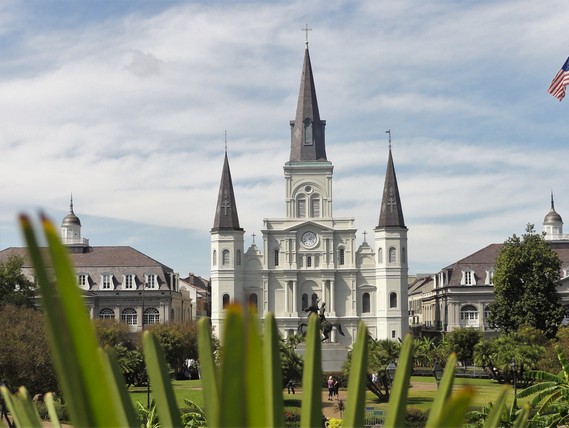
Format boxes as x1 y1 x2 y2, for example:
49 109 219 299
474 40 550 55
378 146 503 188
385 362 397 399
432 362 443 388
141 279 151 409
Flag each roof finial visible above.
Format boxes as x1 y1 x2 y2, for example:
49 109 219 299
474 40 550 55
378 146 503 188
70 193 74 213
301 24 312 48
224 130 227 154
386 129 392 150
551 190 555 210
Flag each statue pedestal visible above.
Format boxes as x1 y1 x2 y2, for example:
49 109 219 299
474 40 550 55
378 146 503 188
295 342 349 372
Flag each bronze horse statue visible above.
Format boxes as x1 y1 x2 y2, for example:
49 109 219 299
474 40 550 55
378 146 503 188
298 300 345 342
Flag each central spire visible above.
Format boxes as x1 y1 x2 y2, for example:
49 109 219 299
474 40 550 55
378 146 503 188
289 47 327 162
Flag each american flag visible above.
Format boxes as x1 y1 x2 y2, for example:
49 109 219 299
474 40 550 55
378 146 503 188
548 57 569 101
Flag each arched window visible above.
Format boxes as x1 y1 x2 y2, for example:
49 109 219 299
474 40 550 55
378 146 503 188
222 294 230 309
389 247 397 263
389 292 397 308
339 248 345 266
362 293 371 313
460 305 479 327
212 250 217 266
301 293 308 309
249 293 258 311
274 249 279 267
144 308 160 325
99 308 115 320
307 256 312 267
121 308 137 325
236 250 241 266
311 293 318 306
222 249 230 266
297 197 306 218
311 195 320 217
378 248 383 264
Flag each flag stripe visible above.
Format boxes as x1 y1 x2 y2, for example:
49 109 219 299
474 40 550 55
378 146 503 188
548 57 569 101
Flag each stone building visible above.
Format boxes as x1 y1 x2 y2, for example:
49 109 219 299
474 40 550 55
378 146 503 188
0 198 193 330
210 44 409 348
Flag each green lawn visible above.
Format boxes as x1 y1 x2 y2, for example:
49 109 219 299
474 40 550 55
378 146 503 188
128 376 519 415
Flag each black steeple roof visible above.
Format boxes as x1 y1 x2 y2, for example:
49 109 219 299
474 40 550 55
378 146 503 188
289 47 327 162
377 148 406 229
212 152 243 232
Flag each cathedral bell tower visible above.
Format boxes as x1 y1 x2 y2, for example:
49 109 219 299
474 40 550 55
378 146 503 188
374 137 409 340
210 150 244 337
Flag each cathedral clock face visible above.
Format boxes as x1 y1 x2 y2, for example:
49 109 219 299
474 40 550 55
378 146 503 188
301 231 318 248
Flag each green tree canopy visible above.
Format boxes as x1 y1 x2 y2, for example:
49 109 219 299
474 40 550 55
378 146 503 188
489 224 565 338
0 254 35 307
0 305 59 395
446 328 481 366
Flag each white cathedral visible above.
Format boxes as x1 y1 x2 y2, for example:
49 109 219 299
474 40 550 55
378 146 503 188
210 45 409 347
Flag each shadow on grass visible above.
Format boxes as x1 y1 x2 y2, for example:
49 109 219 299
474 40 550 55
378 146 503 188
407 396 433 406
284 398 302 408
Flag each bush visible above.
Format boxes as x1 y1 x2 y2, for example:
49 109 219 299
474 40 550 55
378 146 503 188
34 400 69 422
284 408 301 427
405 407 429 428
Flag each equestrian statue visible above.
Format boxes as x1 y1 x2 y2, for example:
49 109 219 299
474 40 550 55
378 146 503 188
298 299 345 342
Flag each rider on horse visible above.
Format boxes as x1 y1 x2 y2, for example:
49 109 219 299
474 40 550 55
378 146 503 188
299 299 345 342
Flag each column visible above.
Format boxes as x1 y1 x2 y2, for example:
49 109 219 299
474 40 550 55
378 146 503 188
330 279 336 316
284 280 289 315
292 280 297 316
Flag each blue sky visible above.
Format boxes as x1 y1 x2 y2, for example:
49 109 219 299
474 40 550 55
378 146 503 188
1 0 569 278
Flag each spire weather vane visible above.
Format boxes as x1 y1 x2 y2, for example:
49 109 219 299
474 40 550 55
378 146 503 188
301 24 312 46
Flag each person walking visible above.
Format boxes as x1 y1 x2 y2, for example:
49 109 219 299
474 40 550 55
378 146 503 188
327 376 334 400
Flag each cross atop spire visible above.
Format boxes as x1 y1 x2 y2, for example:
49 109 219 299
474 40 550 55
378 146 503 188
386 129 392 150
301 24 312 48
224 130 227 153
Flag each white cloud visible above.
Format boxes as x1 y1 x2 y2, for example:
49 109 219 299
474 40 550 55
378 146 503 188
2 0 569 277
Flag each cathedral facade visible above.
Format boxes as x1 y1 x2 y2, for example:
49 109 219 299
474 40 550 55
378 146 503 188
210 46 409 346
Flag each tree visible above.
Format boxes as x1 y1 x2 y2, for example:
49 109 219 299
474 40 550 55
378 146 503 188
446 328 481 366
489 224 565 338
474 329 543 384
0 305 59 395
0 255 35 307
148 321 199 377
280 335 303 385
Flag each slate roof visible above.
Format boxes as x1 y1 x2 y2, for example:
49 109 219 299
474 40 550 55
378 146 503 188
289 47 327 162
212 152 242 232
0 246 172 271
377 148 405 229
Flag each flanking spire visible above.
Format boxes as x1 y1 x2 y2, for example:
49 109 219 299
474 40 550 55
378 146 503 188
377 148 405 228
212 151 243 231
289 47 327 162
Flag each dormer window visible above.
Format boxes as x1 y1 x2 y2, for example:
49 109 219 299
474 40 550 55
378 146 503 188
78 274 88 290
303 119 313 145
124 274 135 290
485 271 494 285
101 274 113 290
146 274 158 290
461 270 475 285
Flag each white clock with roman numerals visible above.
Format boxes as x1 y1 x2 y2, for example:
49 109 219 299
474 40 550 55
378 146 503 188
301 231 318 248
